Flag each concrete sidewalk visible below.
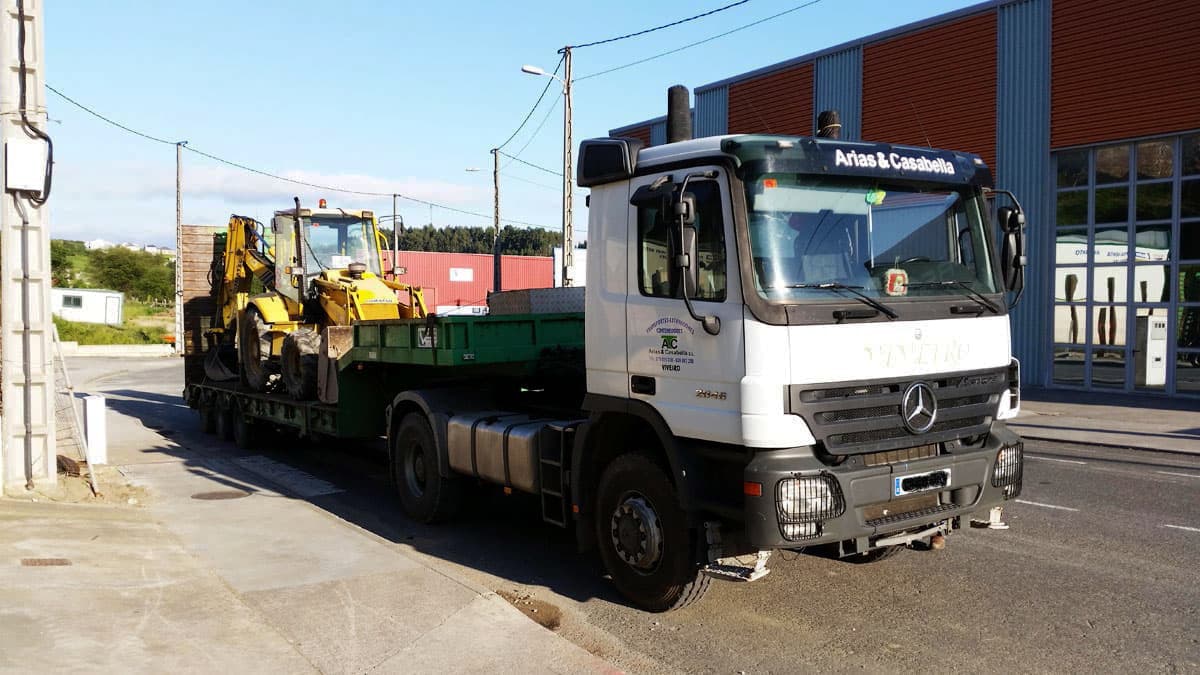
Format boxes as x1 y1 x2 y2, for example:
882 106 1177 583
1 361 616 673
1010 387 1200 455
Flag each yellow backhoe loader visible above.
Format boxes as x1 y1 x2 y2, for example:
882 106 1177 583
205 198 426 399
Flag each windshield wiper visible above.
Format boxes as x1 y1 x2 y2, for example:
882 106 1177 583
768 282 899 320
909 280 1001 314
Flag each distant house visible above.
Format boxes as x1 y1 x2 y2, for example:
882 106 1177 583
120 243 140 252
143 244 159 255
51 288 123 325
85 238 112 250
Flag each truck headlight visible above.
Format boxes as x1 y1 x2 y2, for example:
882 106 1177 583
776 474 845 524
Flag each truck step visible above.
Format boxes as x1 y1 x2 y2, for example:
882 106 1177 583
540 421 583 528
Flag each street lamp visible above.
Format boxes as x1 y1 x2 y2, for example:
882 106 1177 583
522 51 574 287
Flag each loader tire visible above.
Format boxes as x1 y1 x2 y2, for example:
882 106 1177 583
239 307 276 392
281 328 320 401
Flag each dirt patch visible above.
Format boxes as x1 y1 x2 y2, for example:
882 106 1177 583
5 465 149 507
497 589 563 632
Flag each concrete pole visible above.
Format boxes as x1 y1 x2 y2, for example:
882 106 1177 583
0 0 55 493
561 46 574 287
491 148 501 293
174 141 185 354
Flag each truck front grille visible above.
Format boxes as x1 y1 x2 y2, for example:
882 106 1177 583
789 368 1006 456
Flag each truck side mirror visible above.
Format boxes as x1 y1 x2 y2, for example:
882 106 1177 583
680 225 699 298
998 206 1026 293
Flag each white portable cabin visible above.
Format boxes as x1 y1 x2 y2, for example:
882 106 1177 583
51 288 123 325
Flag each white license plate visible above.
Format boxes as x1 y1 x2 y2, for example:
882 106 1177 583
893 468 951 497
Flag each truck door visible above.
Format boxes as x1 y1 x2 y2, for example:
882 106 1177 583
626 168 745 445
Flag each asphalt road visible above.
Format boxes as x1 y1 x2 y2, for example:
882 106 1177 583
73 357 1200 674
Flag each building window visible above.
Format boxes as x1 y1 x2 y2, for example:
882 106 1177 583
1052 131 1200 395
637 180 727 302
62 295 83 309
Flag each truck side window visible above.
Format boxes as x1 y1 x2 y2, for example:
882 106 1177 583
637 180 727 302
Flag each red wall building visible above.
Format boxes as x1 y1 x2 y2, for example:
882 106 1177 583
380 251 553 314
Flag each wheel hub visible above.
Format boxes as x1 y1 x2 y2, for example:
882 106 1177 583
406 444 427 497
609 494 663 571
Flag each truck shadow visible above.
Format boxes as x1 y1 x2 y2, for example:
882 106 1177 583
99 387 627 610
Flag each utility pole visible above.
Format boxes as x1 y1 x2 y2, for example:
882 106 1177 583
560 46 574 287
391 193 399 279
491 148 501 293
174 141 186 354
0 0 54 493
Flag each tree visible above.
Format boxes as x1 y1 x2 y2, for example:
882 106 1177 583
89 247 174 301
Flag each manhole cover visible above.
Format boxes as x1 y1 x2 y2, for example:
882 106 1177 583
191 490 250 500
21 558 71 567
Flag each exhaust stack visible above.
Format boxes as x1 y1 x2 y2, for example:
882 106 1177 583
667 85 692 143
816 110 842 139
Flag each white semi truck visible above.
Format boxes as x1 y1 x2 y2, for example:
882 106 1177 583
188 105 1028 613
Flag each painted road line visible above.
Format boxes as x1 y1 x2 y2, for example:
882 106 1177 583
1162 524 1200 534
234 455 344 498
1026 455 1087 465
1015 499 1080 512
1155 471 1200 479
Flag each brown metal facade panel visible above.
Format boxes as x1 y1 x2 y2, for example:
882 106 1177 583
727 63 814 136
180 225 222 356
1051 0 1200 149
615 125 652 147
862 12 998 169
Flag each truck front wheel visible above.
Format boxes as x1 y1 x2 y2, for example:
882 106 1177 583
391 413 461 524
595 453 710 612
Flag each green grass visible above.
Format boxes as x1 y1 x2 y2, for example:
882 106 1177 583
124 300 173 320
53 315 163 345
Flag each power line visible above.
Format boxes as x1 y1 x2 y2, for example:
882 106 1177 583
502 96 560 171
46 84 555 230
571 0 753 49
495 54 564 151
497 150 560 177
499 172 559 192
577 0 824 81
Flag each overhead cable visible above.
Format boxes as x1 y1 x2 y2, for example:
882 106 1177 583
577 0 824 81
46 84 554 230
497 150 560 177
495 54 564 151
503 96 560 171
570 0 753 49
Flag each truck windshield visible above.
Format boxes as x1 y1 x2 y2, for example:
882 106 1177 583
302 217 381 275
743 173 997 304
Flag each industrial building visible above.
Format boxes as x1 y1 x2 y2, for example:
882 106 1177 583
611 0 1198 398
381 251 553 315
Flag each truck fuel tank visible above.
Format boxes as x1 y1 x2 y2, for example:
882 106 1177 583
446 412 564 494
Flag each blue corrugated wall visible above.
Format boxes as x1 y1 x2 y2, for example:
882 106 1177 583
650 120 667 146
996 0 1051 386
694 85 728 137
814 47 862 140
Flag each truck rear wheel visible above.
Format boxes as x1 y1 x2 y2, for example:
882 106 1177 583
231 402 257 449
214 399 234 442
239 307 276 392
281 329 319 400
199 398 218 435
595 453 710 612
391 413 461 523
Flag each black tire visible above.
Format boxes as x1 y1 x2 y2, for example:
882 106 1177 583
199 399 217 435
214 399 234 442
843 545 904 564
239 306 275 392
281 328 320 400
595 453 710 612
231 403 257 449
391 413 461 523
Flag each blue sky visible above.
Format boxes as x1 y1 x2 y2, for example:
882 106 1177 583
45 0 978 247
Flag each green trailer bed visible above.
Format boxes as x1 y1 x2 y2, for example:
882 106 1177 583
343 312 585 369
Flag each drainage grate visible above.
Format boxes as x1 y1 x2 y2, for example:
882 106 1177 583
21 558 72 567
191 490 250 500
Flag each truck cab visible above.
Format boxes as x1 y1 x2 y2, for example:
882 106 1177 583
573 133 1026 608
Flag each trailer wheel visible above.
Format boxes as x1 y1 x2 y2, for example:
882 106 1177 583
281 329 320 400
595 453 710 612
231 403 257 449
239 307 276 392
391 413 461 523
199 398 218 435
214 399 234 442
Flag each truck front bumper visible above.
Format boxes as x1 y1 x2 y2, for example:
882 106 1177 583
742 423 1023 551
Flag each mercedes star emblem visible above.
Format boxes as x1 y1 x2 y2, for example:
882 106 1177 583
901 381 938 434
